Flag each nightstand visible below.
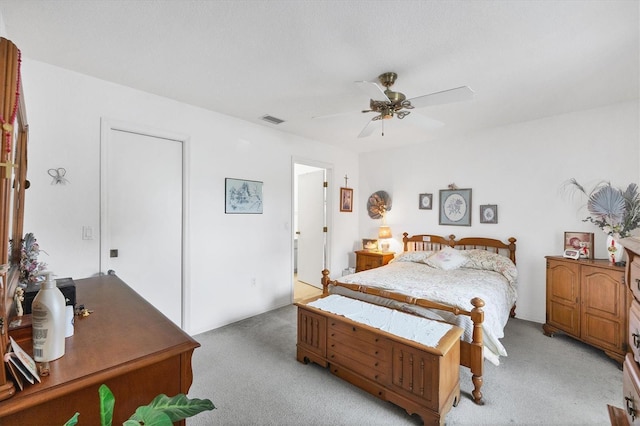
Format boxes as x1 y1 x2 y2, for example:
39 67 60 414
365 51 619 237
355 250 394 272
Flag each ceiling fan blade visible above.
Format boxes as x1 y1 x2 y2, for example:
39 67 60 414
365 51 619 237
357 118 378 138
355 81 390 102
408 86 475 109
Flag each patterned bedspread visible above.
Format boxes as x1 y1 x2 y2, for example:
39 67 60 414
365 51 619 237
332 249 518 366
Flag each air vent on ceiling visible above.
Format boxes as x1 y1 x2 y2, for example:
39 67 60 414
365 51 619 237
260 115 285 125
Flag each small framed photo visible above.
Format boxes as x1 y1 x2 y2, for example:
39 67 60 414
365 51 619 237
340 187 353 212
439 188 472 226
225 178 263 214
564 231 594 259
362 238 379 251
418 193 433 210
563 249 580 260
480 204 498 224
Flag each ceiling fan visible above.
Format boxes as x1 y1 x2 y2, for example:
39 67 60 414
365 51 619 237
354 72 475 138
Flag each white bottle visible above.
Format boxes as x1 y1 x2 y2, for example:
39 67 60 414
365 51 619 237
32 271 66 361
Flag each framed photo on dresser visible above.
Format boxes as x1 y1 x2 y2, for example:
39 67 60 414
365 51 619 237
564 231 594 259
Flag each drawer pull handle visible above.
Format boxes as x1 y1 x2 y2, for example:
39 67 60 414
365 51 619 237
352 326 356 332
626 395 637 420
636 278 640 290
634 332 640 348
374 362 378 367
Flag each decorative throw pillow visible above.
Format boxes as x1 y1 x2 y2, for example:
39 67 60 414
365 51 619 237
391 251 433 264
425 246 469 270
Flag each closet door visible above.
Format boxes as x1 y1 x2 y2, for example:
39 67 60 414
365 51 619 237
101 122 185 328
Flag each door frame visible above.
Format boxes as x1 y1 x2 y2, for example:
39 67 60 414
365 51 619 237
99 118 191 330
292 157 333 297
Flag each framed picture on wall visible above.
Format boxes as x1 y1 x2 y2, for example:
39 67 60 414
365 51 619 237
340 187 353 212
564 231 594 259
419 193 433 210
225 178 263 214
439 188 472 226
480 204 498 224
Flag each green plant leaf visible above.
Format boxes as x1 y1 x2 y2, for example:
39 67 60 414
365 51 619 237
127 393 215 424
63 412 80 426
99 384 116 426
126 407 173 426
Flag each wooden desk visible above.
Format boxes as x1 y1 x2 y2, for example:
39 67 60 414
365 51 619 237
0 275 199 425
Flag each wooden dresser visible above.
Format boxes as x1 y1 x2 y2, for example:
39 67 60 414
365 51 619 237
609 239 640 425
355 250 394 272
0 275 200 425
296 295 462 425
543 256 627 363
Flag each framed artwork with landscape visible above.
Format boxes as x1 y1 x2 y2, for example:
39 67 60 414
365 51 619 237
564 231 594 259
225 178 263 214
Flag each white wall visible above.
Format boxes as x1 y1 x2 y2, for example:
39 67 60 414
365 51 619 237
358 101 639 323
20 59 359 335
15 56 640 331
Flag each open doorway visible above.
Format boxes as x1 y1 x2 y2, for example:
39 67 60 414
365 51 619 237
293 161 330 302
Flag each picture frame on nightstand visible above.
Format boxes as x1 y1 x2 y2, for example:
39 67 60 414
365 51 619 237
362 239 378 251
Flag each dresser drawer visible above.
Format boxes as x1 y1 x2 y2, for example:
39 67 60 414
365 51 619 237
630 258 640 303
356 254 383 271
329 318 386 348
328 318 390 382
327 345 389 384
623 353 640 425
328 328 389 362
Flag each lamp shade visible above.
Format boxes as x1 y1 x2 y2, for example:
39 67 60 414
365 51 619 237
378 226 392 240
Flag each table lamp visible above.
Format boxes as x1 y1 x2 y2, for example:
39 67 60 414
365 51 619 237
378 225 392 252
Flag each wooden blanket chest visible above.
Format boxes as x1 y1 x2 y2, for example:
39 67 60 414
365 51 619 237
296 295 462 425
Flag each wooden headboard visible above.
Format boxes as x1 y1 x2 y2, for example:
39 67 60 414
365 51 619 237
402 233 517 264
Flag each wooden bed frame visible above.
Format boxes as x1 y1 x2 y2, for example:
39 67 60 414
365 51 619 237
321 233 517 405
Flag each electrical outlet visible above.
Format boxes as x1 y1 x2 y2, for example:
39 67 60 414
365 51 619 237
251 277 256 286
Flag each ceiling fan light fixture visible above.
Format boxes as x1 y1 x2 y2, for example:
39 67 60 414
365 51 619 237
353 71 472 138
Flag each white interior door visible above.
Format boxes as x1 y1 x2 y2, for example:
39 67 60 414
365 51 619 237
102 124 183 327
297 169 325 287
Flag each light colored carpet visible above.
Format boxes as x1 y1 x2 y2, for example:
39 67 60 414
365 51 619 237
187 304 621 425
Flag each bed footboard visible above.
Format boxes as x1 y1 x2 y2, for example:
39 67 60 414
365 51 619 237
321 269 485 405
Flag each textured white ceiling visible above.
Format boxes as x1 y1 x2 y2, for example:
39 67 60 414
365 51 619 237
0 0 637 152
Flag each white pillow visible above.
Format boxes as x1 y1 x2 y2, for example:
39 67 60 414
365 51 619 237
425 247 468 270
